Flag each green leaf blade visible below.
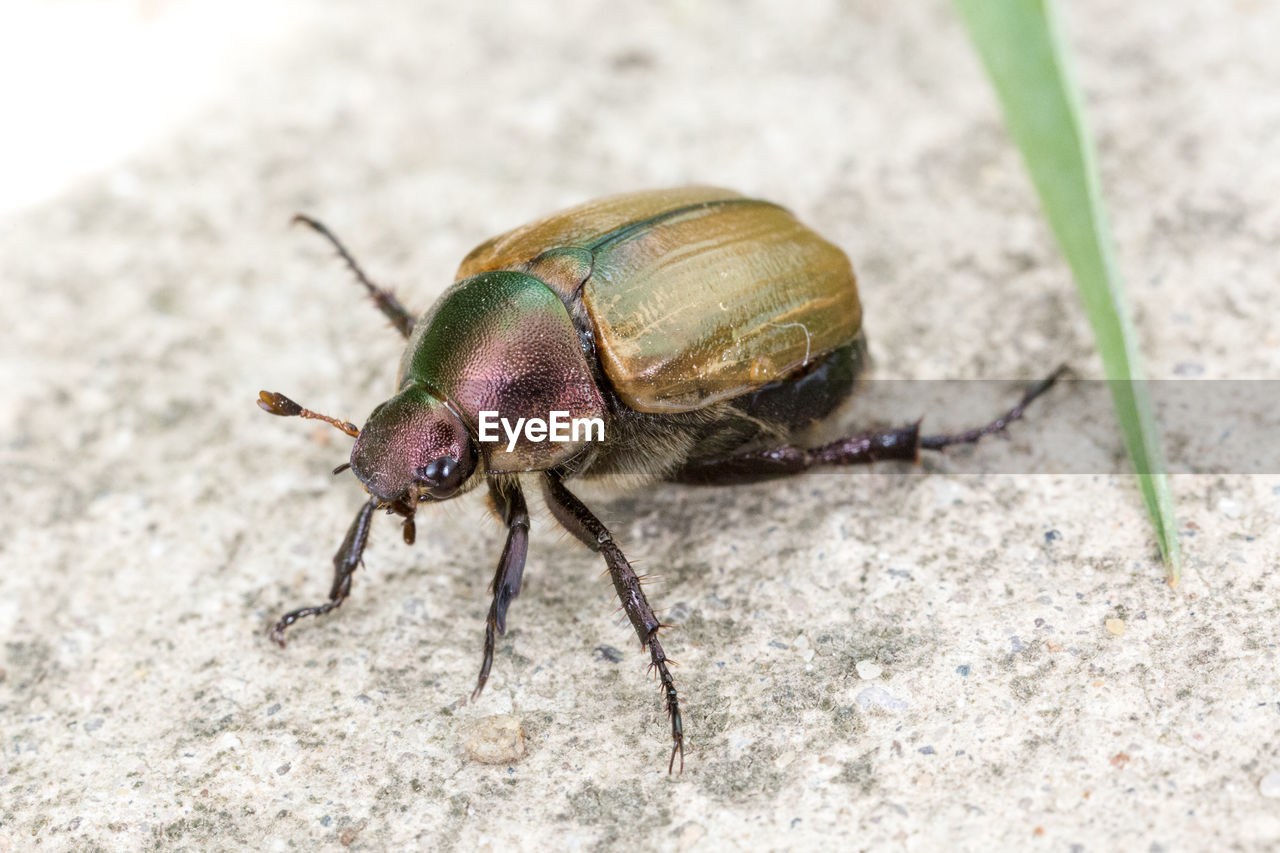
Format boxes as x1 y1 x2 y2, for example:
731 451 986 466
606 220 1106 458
953 0 1182 580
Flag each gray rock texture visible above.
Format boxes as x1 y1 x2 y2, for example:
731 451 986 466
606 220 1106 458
3 1 1278 850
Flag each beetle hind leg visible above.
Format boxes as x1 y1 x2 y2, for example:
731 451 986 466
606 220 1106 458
270 496 377 646
674 367 1065 484
542 474 685 773
917 365 1066 451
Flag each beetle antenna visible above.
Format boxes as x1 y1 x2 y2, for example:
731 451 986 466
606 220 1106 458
257 390 360 437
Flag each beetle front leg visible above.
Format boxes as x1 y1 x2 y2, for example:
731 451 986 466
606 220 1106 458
472 479 530 699
270 496 377 646
541 474 684 773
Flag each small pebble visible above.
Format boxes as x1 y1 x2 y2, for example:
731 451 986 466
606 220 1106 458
464 714 526 764
675 821 706 851
855 660 882 680
1105 618 1125 636
855 685 908 712
1218 498 1242 519
1260 771 1280 798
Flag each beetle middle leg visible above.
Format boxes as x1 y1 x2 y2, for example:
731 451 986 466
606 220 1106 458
292 214 416 338
270 496 377 646
472 478 531 699
542 473 684 773
675 367 1065 483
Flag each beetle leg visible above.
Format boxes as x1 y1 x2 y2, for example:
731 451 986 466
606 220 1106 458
472 479 531 700
917 365 1066 451
541 474 684 773
673 428 918 483
292 214 416 338
270 497 377 646
675 367 1065 484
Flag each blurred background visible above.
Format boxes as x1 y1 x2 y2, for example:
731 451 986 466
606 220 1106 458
2 1 1278 850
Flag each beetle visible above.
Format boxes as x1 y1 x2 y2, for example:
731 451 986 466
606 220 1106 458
259 187 1061 772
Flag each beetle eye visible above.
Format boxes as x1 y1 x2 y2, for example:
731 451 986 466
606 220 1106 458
415 454 465 499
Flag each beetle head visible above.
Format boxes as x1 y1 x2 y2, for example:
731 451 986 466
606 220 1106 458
349 385 477 504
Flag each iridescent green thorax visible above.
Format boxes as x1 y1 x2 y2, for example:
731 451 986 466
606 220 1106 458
396 270 606 473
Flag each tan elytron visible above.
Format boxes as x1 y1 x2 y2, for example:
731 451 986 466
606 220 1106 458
458 187 861 412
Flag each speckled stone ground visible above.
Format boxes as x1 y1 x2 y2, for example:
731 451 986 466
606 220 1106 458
3 1 1279 850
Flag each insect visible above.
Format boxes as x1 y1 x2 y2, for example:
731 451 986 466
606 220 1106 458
259 187 1061 772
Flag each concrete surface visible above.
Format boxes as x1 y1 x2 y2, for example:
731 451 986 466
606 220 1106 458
3 1 1279 850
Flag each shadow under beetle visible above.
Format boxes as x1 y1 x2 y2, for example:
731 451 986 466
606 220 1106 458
259 187 1061 772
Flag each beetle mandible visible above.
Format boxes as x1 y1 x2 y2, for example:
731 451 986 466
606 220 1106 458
259 187 1061 772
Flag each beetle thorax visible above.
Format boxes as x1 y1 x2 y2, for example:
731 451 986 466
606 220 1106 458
393 270 607 473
